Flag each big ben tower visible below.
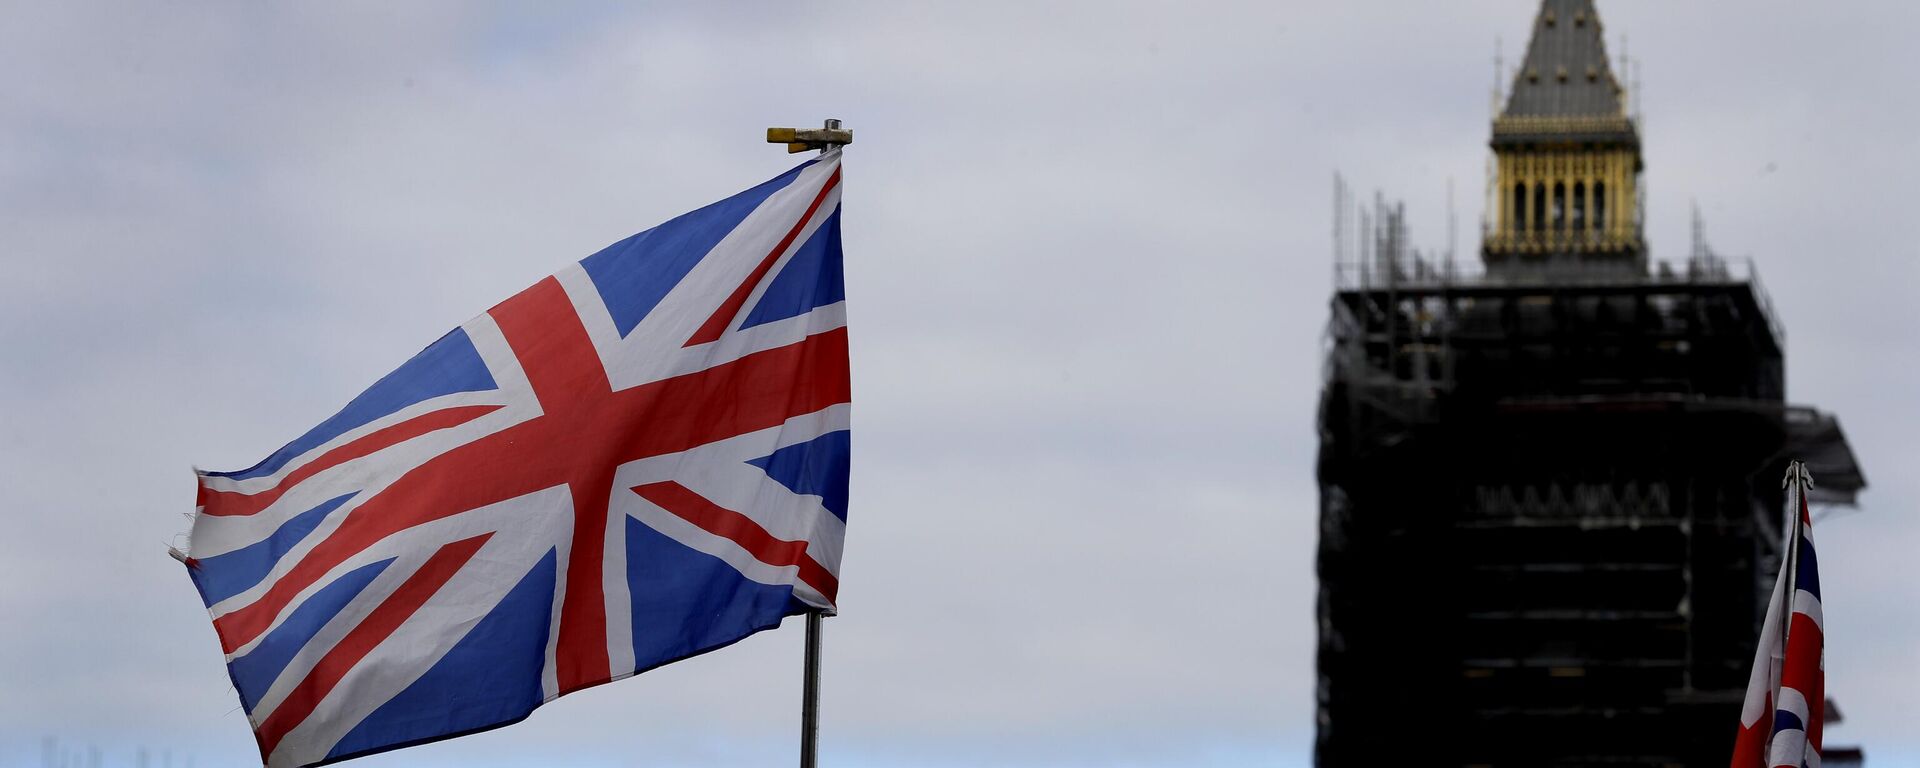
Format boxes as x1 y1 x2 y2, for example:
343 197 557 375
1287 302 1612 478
1313 1 1866 765
1483 0 1642 275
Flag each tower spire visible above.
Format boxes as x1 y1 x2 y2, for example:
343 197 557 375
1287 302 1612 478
1503 0 1628 122
1484 0 1644 276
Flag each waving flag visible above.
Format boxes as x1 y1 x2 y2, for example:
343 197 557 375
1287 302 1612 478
181 151 851 767
1730 462 1824 768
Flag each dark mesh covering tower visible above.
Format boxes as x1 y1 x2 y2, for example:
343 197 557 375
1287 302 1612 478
1314 1 1866 765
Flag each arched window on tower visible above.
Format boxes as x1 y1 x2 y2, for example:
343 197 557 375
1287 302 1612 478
1533 183 1546 232
1594 182 1608 232
1552 183 1566 231
1572 182 1586 232
1514 182 1528 233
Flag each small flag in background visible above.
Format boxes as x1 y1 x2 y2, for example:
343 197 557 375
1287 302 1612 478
1730 461 1824 768
182 151 850 767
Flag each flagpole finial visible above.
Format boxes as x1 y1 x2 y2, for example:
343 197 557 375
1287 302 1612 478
1782 460 1816 490
768 119 853 154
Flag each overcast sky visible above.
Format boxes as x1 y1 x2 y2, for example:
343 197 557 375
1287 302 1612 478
3 2 1916 766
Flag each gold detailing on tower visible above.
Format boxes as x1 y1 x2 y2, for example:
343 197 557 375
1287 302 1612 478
1487 144 1641 257
1492 114 1635 138
1485 230 1642 255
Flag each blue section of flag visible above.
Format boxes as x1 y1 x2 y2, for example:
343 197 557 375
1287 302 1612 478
207 328 497 482
580 162 813 337
227 558 395 713
191 493 356 606
624 515 801 671
327 549 558 761
1772 709 1803 735
1796 533 1821 599
745 430 850 521
741 209 844 329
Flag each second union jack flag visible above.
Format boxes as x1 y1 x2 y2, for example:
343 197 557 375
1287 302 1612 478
182 152 851 767
1730 461 1825 768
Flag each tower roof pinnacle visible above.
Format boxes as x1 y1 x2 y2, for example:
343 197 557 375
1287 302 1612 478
1494 0 1636 148
1505 0 1625 120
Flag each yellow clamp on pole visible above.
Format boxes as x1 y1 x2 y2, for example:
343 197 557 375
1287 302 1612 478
768 120 853 154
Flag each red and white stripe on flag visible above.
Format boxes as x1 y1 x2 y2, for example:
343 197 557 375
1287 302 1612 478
1730 462 1824 768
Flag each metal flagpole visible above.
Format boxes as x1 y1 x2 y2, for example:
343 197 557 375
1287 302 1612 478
801 609 824 768
1758 462 1804 748
1774 461 1808 687
764 118 852 768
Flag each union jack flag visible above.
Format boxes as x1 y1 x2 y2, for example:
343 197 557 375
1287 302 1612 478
181 152 850 767
1730 461 1824 768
